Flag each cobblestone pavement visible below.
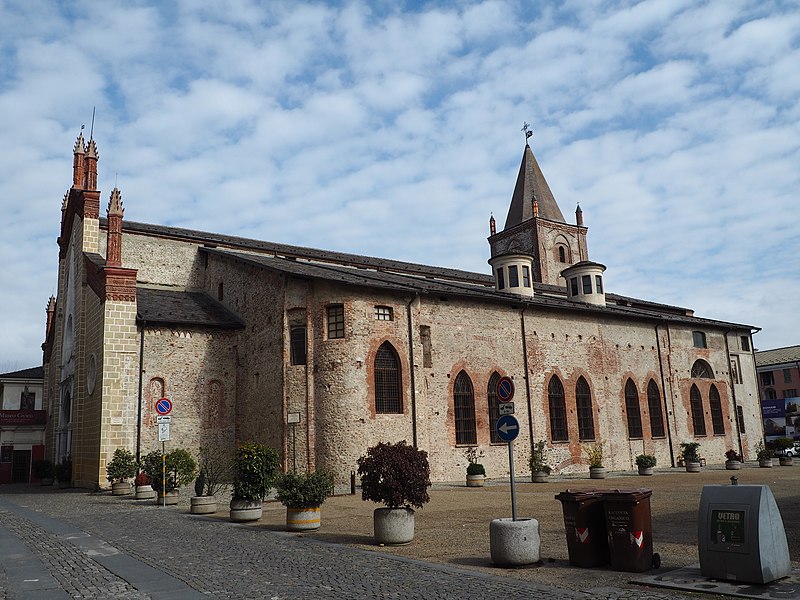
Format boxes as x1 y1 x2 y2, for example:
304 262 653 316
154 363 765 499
0 487 704 600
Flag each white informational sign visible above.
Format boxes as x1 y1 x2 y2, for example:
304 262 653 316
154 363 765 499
287 412 301 424
158 423 170 442
157 415 172 424
499 402 515 415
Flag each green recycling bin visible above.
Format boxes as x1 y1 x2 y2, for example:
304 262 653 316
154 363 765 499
555 489 610 567
601 488 655 572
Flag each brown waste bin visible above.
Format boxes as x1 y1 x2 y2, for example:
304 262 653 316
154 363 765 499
601 488 654 572
555 489 610 567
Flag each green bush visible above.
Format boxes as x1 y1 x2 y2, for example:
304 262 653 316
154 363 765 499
275 470 333 508
140 448 197 493
466 462 485 476
232 443 280 502
635 454 657 468
529 440 552 474
357 440 431 509
680 441 701 463
463 446 485 476
106 448 137 483
756 441 773 460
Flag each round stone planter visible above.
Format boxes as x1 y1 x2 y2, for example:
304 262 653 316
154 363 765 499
230 498 263 522
637 466 654 476
589 466 606 479
725 460 742 470
111 481 133 496
531 471 549 483
190 495 218 515
759 458 773 468
685 462 701 473
779 456 793 466
374 507 415 545
135 484 156 500
286 506 321 531
158 490 179 506
490 518 541 566
466 474 486 487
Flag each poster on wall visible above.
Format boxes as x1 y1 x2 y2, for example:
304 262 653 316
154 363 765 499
0 446 11 463
763 397 800 441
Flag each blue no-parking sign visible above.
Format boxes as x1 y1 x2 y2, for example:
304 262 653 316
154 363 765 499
496 414 520 442
496 376 515 402
155 397 173 415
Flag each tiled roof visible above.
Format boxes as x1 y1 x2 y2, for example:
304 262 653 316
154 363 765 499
755 345 800 368
0 366 44 380
136 287 244 329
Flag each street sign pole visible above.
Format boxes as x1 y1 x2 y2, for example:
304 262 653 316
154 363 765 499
162 440 166 508
508 440 517 521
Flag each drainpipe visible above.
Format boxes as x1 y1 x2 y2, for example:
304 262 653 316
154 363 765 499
520 306 534 442
136 320 145 464
723 330 744 458
655 322 676 467
406 295 419 448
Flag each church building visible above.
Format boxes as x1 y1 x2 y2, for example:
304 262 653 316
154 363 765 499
42 134 763 488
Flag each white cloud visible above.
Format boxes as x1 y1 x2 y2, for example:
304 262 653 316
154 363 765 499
0 0 798 371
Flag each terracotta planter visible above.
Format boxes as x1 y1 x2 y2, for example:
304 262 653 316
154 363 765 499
111 481 133 496
286 505 321 531
466 474 486 487
531 471 549 483
725 460 742 470
589 466 605 479
190 495 218 515
230 498 262 522
374 507 414 545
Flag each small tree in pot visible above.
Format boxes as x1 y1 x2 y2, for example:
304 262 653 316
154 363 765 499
106 448 137 495
680 441 701 472
725 449 742 470
774 437 794 466
230 442 280 522
190 443 232 515
635 454 656 476
357 440 431 545
582 440 605 479
529 440 552 483
464 446 486 487
756 441 773 468
275 469 334 531
140 448 197 504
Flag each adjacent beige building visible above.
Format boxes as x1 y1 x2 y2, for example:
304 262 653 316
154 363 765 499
42 135 763 488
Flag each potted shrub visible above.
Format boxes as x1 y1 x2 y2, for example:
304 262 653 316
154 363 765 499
756 441 773 468
106 448 137 495
582 440 605 479
140 448 197 505
134 471 156 500
529 440 551 483
725 449 742 470
230 442 280 522
774 437 793 466
635 454 656 476
275 469 334 531
680 442 701 472
357 440 431 545
190 443 232 515
464 446 486 487
32 459 55 486
55 457 72 488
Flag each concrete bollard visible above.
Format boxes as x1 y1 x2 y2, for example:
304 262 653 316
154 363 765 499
490 517 541 566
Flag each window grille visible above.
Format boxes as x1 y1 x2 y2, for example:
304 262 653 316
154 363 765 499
624 379 643 439
375 342 402 414
374 306 393 321
690 384 706 435
454 371 477 445
548 376 568 441
488 372 501 443
647 379 665 438
576 376 595 440
691 360 713 378
709 385 725 435
327 305 344 339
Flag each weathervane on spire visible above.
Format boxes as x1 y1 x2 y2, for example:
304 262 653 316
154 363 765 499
521 122 533 144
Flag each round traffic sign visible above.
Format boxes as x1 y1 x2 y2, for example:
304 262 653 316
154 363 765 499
155 397 172 415
497 376 515 402
496 414 520 442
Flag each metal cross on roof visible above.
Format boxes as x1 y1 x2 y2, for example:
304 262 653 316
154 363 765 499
521 122 533 142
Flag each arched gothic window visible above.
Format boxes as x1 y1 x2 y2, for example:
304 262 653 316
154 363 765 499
576 376 595 441
624 379 643 439
709 384 725 435
647 379 665 438
691 360 714 378
375 342 402 414
488 372 501 444
690 384 706 435
548 376 567 441
454 371 477 445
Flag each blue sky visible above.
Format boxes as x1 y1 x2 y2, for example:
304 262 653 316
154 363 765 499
0 0 798 371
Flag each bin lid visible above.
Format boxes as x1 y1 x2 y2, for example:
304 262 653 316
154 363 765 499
555 489 604 502
599 488 652 501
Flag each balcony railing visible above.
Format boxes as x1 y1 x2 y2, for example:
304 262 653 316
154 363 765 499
0 410 47 426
